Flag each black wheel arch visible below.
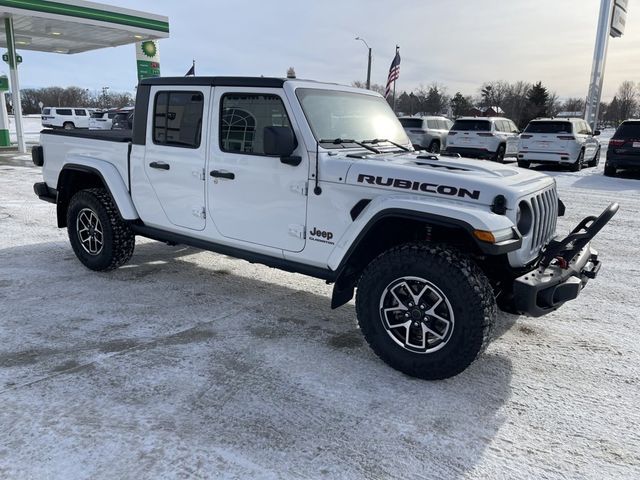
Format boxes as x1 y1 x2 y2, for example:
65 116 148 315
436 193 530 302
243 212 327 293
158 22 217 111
55 164 121 228
330 208 521 309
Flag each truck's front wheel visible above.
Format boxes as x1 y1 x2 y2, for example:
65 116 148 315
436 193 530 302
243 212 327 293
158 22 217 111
67 188 135 271
355 244 496 380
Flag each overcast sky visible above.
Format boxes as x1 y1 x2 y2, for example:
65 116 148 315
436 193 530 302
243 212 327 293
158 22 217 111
5 0 640 101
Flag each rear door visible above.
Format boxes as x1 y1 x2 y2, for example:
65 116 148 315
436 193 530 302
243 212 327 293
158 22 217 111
208 88 308 252
578 121 599 160
143 86 209 231
505 120 520 155
74 109 89 128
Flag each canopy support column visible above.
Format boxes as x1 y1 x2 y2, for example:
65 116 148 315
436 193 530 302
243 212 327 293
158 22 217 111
4 16 26 153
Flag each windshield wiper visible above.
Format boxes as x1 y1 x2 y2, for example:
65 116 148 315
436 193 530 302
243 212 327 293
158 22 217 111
319 138 381 154
361 138 410 152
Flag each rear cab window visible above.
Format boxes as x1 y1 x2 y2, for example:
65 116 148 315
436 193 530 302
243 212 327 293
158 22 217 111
153 91 204 148
524 121 573 134
451 119 491 131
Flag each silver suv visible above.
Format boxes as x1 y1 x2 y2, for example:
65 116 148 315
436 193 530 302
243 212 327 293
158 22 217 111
399 116 453 153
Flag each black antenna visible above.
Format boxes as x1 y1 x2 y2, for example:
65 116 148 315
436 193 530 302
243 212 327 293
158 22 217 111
314 141 322 195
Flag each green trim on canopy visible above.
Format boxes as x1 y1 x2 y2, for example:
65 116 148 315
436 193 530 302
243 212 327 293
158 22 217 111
0 0 170 33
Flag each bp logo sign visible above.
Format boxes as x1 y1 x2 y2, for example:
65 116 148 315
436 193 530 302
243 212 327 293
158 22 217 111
140 41 157 59
135 40 160 81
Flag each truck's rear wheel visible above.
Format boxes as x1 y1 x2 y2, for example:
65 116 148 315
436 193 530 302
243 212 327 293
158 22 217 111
67 188 135 271
355 244 496 380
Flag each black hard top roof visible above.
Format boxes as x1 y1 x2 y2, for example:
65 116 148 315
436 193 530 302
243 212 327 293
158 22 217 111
139 76 287 88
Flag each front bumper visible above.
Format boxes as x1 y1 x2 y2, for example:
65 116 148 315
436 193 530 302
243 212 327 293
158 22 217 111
512 203 618 317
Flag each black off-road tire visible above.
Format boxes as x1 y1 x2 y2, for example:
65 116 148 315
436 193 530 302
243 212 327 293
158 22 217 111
493 144 506 163
355 244 497 380
428 141 440 153
67 188 135 271
587 147 600 168
570 149 584 172
604 164 616 177
63 122 75 130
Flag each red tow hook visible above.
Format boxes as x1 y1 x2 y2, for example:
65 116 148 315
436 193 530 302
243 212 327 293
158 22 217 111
555 256 569 269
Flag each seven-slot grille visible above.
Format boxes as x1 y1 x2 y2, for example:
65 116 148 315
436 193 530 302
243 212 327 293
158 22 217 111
528 187 558 255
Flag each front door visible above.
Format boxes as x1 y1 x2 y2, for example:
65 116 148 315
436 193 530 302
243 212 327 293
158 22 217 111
208 88 308 252
144 86 209 231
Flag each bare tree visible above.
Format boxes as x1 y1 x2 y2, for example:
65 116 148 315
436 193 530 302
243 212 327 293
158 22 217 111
617 80 637 120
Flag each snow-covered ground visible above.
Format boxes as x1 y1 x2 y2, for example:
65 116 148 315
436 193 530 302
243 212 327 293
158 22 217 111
0 151 638 479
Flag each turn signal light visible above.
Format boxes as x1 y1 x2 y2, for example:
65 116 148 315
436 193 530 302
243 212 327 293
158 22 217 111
473 230 496 243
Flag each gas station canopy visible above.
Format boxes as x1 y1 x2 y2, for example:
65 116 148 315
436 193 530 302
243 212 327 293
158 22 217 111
0 0 170 152
0 0 169 53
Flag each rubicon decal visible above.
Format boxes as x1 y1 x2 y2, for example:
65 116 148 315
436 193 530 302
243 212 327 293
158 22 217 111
357 174 481 200
309 227 335 245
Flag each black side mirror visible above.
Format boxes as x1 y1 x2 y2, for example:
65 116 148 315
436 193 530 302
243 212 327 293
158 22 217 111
593 130 601 136
264 126 296 157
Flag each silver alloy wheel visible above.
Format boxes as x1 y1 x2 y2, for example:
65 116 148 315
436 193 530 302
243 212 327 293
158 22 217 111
379 276 455 353
76 208 104 255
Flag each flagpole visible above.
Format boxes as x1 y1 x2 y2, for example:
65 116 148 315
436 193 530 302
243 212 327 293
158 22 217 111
392 45 399 113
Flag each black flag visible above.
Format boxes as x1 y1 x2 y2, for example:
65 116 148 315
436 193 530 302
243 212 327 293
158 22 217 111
185 61 195 76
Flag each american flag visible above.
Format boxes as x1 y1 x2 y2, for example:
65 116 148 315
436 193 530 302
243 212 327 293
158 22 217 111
384 49 401 98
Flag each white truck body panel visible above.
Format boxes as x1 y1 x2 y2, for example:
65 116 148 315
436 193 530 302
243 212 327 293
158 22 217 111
38 79 560 272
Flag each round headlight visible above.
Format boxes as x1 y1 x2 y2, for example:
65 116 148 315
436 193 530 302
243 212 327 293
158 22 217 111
517 201 533 235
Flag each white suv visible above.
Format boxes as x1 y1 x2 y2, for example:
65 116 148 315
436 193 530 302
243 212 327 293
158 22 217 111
444 117 519 162
41 107 92 129
517 118 601 171
399 116 453 153
88 110 120 130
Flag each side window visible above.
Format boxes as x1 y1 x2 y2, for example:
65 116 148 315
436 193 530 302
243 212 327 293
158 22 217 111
582 121 592 135
509 121 518 133
220 93 292 155
153 91 204 148
74 109 87 116
436 119 447 130
426 119 437 130
57 109 72 116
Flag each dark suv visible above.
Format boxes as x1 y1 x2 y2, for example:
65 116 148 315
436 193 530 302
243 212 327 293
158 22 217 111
605 120 640 176
111 109 134 130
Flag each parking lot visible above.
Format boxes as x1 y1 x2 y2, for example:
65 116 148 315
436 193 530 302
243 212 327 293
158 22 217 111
0 149 639 479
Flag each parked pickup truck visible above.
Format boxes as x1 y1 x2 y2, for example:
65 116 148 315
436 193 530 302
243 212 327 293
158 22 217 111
32 76 618 380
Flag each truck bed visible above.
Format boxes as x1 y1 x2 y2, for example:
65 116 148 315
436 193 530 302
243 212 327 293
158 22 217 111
41 128 132 143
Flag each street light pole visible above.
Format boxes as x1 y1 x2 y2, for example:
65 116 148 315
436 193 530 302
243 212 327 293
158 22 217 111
355 36 372 90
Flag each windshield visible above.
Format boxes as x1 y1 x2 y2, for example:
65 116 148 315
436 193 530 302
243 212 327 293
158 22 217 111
525 121 573 134
296 88 409 146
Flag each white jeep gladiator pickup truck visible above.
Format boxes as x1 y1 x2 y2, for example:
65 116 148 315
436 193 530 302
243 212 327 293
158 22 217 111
32 76 618 380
